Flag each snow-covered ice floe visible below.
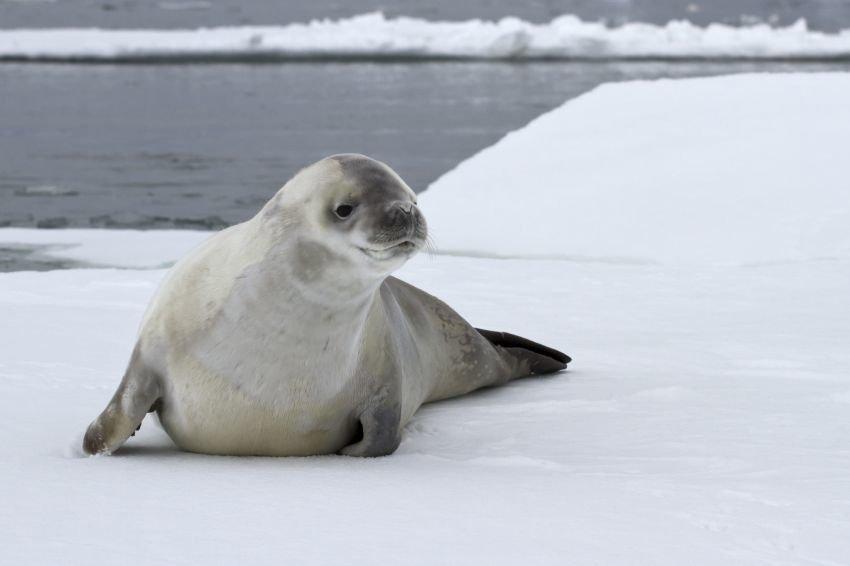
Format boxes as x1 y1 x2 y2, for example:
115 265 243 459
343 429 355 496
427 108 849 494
421 73 850 265
2 73 850 564
3 12 850 61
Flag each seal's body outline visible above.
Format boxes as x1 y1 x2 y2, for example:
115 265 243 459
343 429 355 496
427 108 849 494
83 154 569 457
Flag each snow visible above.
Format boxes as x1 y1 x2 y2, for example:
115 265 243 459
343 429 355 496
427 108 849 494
2 73 850 564
0 228 208 269
421 73 850 265
3 12 850 61
2 254 849 564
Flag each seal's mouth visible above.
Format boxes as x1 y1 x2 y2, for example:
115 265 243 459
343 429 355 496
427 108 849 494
359 239 420 261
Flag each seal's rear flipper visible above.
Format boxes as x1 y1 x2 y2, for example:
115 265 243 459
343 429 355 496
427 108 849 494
476 328 570 377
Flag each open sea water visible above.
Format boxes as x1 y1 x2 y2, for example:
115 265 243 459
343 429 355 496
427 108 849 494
1 0 850 236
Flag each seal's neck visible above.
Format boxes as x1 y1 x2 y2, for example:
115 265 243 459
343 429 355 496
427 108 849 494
223 217 390 362
230 233 382 334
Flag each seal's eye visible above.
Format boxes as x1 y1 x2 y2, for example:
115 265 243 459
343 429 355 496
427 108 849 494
334 204 354 219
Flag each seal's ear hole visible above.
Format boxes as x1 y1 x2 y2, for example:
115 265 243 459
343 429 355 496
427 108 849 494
334 204 355 219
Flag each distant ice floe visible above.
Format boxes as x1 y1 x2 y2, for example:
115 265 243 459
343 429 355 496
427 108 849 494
2 12 850 61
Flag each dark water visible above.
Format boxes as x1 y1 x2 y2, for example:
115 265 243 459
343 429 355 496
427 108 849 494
2 60 849 230
2 0 850 233
3 0 850 31
0 244 83 271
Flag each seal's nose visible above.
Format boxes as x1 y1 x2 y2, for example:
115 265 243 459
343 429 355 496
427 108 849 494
381 201 418 233
373 200 427 245
389 201 414 218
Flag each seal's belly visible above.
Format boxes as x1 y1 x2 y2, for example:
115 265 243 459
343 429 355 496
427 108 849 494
158 359 358 456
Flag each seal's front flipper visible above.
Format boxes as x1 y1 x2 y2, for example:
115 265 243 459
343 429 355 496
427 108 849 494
476 328 570 378
82 346 161 455
339 384 401 457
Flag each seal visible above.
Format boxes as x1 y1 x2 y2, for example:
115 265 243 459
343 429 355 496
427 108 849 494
82 154 570 457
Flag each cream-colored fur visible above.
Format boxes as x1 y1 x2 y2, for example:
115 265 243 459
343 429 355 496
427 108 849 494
135 158 410 455
83 154 563 457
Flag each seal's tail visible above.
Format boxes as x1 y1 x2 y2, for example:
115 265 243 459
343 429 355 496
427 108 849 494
476 328 570 379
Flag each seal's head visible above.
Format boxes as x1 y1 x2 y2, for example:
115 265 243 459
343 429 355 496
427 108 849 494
265 154 428 285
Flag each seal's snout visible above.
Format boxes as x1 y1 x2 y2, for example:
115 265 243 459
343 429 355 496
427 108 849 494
381 201 426 240
358 200 427 261
386 200 414 224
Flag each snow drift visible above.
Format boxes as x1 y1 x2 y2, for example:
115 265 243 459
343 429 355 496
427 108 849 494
420 73 850 264
3 12 850 61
